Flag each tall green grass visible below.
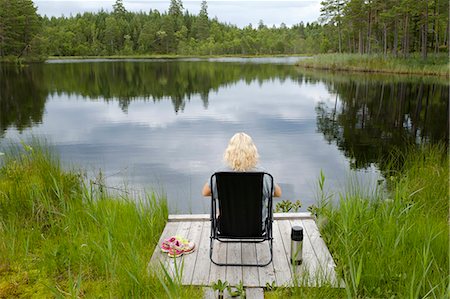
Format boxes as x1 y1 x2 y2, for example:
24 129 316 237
0 142 201 297
313 144 449 298
297 53 450 77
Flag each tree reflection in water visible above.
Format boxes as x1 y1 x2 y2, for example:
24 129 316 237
1 61 448 172
315 75 449 170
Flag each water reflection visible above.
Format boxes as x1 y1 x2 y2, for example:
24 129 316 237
0 60 448 213
315 73 449 170
0 65 47 135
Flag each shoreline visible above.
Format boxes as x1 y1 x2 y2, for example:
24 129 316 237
2 53 447 77
296 53 449 77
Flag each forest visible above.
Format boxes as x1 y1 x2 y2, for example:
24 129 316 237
0 0 449 59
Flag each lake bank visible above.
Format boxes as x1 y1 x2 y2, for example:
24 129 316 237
266 144 449 298
311 144 449 298
3 53 448 78
297 53 449 77
0 142 201 297
0 54 310 64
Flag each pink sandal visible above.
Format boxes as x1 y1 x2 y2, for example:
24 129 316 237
160 236 178 253
168 239 196 258
168 240 185 258
161 235 196 255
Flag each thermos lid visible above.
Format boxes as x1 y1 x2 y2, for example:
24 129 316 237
291 226 303 241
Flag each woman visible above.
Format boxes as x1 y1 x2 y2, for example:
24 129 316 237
202 132 281 198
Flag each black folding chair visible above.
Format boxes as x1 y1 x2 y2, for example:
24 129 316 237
209 171 274 267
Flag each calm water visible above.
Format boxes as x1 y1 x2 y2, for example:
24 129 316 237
1 58 448 213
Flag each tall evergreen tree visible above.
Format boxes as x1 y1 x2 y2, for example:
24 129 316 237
0 0 40 57
195 0 209 40
113 0 127 16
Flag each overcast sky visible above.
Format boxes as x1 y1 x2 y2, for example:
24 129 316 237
34 0 322 28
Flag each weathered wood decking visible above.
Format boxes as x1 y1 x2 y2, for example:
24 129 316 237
148 213 341 289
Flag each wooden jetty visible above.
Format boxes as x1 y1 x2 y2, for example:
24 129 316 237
149 213 342 297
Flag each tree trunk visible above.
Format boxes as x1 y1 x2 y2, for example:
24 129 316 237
383 23 387 56
358 29 363 54
338 23 342 53
432 0 438 53
393 20 398 56
403 14 409 57
421 0 428 59
348 35 352 53
367 2 372 54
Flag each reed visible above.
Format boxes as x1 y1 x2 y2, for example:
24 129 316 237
313 144 449 298
297 53 450 77
0 141 201 297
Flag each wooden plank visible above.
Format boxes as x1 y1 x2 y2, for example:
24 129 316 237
225 242 243 286
209 239 227 284
302 219 339 287
241 243 260 287
169 214 210 222
163 221 192 279
255 241 276 286
181 221 204 284
192 221 212 286
276 220 293 274
273 212 314 220
203 287 215 299
292 219 321 287
150 215 340 289
246 287 264 299
271 220 292 287
148 221 180 270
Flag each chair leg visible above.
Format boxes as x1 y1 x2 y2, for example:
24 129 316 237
209 236 214 262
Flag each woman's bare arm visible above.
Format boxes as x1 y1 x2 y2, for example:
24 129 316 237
202 182 211 197
274 184 282 197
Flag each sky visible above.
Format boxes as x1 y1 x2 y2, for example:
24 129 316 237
34 0 322 28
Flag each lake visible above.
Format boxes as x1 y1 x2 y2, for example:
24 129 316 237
0 58 448 213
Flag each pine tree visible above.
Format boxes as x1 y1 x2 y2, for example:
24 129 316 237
195 0 209 40
168 0 183 17
0 0 41 57
113 0 127 17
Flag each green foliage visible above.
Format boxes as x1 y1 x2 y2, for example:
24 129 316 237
265 281 278 291
2 0 449 59
265 286 345 298
0 0 42 58
275 200 302 213
0 141 201 297
227 280 245 298
211 280 245 298
4 0 336 58
314 145 449 298
212 279 229 298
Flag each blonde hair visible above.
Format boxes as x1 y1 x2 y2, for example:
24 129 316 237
223 132 259 171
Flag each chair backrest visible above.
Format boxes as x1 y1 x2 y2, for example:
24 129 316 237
211 172 273 238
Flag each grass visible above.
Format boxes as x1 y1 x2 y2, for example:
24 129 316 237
0 141 201 297
310 144 449 298
297 53 450 77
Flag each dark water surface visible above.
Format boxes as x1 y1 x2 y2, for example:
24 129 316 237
1 58 448 213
